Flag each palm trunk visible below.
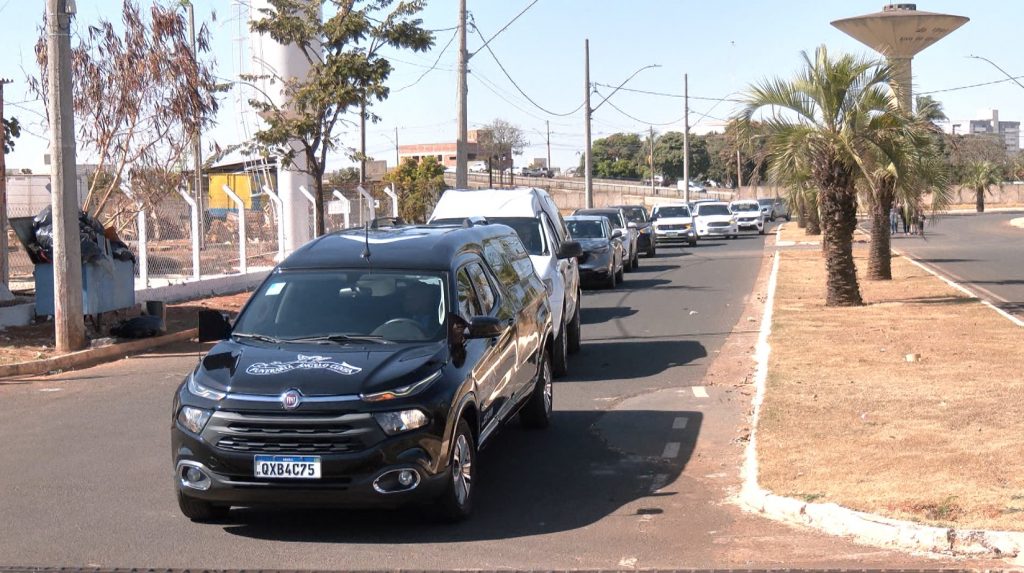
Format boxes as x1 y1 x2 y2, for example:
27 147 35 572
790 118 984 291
819 184 863 306
867 191 893 280
805 191 821 235
796 196 807 228
976 187 985 213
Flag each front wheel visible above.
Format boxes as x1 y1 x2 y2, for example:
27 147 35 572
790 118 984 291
758 226 765 235
177 491 230 523
551 322 569 378
646 244 657 258
520 351 553 429
567 297 582 355
435 420 476 522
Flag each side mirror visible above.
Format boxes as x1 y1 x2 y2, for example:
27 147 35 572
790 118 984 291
466 316 505 339
627 221 638 229
611 228 623 239
556 240 584 260
198 309 232 342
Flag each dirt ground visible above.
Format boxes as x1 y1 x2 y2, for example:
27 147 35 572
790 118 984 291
758 247 1024 531
0 290 255 366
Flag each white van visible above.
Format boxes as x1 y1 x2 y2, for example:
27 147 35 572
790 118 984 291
429 188 582 377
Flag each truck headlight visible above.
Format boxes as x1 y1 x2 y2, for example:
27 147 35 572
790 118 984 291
374 409 430 435
362 371 442 402
187 373 226 401
177 406 212 434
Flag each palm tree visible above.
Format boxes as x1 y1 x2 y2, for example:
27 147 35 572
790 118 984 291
962 160 1002 213
859 97 950 280
738 46 904 305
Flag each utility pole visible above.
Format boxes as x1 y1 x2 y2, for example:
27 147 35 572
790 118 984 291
0 78 12 293
185 1 204 248
583 38 593 208
736 148 743 196
455 0 468 189
649 125 655 196
682 73 690 204
394 126 399 168
359 101 367 185
546 120 551 171
47 0 86 352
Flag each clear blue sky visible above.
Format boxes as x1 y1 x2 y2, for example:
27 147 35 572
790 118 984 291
3 0 1022 172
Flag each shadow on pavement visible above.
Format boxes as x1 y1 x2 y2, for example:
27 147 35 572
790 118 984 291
917 257 978 264
580 306 638 324
634 263 681 273
566 339 706 382
221 409 703 543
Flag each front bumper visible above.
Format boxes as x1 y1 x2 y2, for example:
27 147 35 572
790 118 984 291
637 232 654 252
736 218 763 231
697 224 737 237
172 409 449 508
579 251 614 281
654 227 696 244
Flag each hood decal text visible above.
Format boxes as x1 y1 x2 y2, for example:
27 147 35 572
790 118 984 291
245 354 363 376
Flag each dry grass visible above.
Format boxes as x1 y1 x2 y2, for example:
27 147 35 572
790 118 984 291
777 223 821 245
759 249 1024 531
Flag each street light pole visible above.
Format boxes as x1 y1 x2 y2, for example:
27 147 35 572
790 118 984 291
584 38 593 208
0 78 11 293
683 73 690 204
47 0 86 352
455 0 468 189
185 0 204 248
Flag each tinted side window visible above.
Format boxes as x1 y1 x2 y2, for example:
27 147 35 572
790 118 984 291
466 263 497 314
482 238 517 287
456 268 481 320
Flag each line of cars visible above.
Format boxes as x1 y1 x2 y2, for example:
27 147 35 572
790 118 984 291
172 187 587 522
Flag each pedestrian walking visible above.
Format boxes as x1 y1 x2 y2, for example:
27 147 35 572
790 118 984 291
889 205 900 234
900 206 909 235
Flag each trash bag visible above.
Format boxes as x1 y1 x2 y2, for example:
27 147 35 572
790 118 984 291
29 205 115 264
110 315 166 339
110 240 136 262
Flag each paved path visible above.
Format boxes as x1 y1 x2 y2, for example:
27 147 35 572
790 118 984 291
0 229 971 570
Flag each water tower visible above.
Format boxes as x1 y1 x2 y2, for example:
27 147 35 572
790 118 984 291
831 4 968 110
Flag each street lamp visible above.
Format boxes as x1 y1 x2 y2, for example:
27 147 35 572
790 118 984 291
968 55 1024 92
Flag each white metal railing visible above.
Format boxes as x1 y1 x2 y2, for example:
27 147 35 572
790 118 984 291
221 184 246 275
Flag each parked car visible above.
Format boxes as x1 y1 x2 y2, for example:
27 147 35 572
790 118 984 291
428 188 582 377
650 203 697 247
566 215 625 289
468 161 489 173
642 174 665 186
757 197 791 221
693 201 738 239
502 166 525 176
522 166 552 178
173 223 555 522
572 207 639 272
611 204 656 257
729 200 765 234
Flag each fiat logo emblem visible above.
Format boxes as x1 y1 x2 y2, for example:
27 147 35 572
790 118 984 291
280 389 302 410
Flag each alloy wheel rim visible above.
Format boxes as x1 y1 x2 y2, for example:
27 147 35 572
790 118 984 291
452 434 472 505
543 360 553 414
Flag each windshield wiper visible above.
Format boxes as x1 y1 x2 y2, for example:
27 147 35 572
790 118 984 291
283 334 391 344
232 332 282 344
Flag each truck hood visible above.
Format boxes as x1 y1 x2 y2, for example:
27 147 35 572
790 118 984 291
696 214 735 224
654 217 693 226
193 339 448 397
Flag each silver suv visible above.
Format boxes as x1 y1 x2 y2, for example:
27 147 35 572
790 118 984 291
756 197 791 221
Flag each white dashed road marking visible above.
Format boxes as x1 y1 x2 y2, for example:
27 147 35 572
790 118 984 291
672 416 689 429
661 442 680 459
692 386 708 398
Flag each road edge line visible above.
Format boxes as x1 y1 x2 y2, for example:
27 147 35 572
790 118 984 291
737 249 1024 559
894 248 1024 329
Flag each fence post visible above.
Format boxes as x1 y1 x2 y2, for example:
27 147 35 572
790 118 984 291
332 190 351 229
383 184 399 218
261 184 286 261
176 187 200 280
122 183 148 287
221 184 246 275
356 185 376 222
299 185 317 237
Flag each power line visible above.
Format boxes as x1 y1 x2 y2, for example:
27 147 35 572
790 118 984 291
469 21 584 117
593 82 743 103
919 74 1024 95
392 27 459 93
469 0 540 58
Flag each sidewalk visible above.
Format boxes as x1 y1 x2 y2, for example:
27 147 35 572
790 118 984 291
741 225 1024 558
0 290 253 378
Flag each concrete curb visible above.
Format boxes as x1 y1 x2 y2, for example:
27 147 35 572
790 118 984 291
0 328 197 379
736 248 1024 559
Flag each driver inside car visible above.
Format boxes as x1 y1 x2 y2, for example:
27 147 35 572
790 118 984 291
400 282 442 335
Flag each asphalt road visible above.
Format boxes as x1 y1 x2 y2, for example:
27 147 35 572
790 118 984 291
891 211 1024 318
0 228 962 570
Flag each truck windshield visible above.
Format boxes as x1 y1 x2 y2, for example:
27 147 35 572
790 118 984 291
697 204 731 217
731 203 760 213
232 271 448 343
657 206 690 218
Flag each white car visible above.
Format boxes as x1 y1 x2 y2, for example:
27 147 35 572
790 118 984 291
428 188 582 377
651 203 697 247
693 201 738 239
729 200 765 234
468 160 489 173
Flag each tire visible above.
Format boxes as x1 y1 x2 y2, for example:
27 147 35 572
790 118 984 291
177 491 230 522
688 239 697 247
631 254 639 271
607 266 618 289
567 296 581 355
551 321 569 378
520 351 553 429
435 419 476 522
645 244 656 258
758 226 765 235
785 214 791 221
615 260 624 283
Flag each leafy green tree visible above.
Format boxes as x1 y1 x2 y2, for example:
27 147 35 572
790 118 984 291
247 0 433 235
738 46 908 306
383 156 446 223
962 160 1002 213
2 117 19 154
650 132 709 183
581 132 645 179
